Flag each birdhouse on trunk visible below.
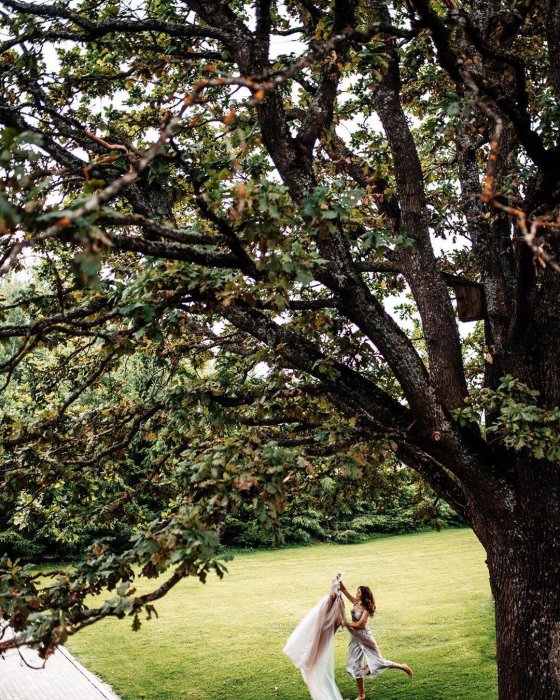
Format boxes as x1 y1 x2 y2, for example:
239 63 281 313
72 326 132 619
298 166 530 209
443 274 485 322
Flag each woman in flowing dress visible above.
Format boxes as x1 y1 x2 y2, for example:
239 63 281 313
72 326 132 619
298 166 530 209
339 581 413 700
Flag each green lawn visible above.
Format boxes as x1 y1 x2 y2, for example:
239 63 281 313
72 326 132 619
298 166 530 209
67 528 497 700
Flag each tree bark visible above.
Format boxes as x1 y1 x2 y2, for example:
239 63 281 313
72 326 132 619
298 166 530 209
488 543 560 698
481 457 560 699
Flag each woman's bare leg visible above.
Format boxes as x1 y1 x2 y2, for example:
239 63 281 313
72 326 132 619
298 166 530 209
355 677 365 699
388 662 413 677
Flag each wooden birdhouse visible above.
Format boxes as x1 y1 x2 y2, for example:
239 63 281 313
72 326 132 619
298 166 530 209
443 274 485 322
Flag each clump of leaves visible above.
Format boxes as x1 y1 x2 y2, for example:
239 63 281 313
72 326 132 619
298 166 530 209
454 375 560 461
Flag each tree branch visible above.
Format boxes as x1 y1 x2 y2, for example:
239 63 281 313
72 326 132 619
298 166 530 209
1 0 229 41
371 2 468 410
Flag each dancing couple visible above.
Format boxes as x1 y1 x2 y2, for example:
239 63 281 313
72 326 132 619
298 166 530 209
284 574 413 700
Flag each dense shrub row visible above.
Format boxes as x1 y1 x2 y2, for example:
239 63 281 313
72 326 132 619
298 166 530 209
0 522 135 562
0 499 463 561
220 488 464 549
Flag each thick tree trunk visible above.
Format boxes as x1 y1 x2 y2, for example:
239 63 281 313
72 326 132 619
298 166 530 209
482 476 560 699
488 550 560 699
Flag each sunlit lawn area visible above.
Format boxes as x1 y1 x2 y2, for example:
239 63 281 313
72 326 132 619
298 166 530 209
66 528 497 700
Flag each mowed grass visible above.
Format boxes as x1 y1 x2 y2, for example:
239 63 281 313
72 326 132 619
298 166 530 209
66 529 497 700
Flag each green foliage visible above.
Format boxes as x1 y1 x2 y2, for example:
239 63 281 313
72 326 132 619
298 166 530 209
0 0 557 662
454 376 560 461
331 529 365 544
0 529 44 561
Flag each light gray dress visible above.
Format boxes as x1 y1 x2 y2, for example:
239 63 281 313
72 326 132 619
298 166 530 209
345 608 394 679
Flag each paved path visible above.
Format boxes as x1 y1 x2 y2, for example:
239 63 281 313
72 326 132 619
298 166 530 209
0 634 120 700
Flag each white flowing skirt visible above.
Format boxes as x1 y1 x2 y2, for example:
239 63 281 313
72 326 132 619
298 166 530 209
283 593 344 700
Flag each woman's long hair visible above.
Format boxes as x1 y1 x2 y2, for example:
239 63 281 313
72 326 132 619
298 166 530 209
358 586 376 616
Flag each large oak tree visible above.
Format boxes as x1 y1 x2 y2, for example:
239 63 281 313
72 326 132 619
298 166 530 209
0 1 559 697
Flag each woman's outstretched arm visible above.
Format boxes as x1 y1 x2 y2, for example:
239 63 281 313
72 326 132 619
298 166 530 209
339 581 357 604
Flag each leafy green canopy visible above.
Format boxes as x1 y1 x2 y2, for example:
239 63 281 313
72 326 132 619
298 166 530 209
0 0 558 658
